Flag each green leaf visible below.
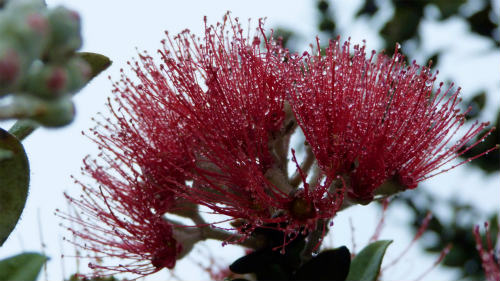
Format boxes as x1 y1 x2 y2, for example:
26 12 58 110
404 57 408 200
77 52 111 78
292 246 351 280
0 128 29 246
0 148 13 160
347 240 392 281
0 252 47 281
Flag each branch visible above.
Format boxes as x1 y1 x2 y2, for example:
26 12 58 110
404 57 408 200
290 144 315 187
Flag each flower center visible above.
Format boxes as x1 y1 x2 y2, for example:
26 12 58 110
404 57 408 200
289 196 316 221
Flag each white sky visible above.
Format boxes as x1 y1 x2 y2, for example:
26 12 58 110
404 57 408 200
1 0 499 280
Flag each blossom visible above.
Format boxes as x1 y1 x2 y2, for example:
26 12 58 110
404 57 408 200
61 158 182 276
62 15 344 277
474 222 500 281
291 38 496 202
113 16 344 236
62 15 497 277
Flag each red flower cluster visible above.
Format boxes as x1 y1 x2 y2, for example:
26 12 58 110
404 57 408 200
63 15 496 277
291 38 495 202
474 223 500 281
61 157 182 276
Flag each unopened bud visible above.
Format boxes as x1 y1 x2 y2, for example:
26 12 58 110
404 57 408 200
65 57 91 93
0 2 49 60
0 44 21 94
46 6 82 59
25 62 68 99
30 96 75 127
5 0 46 11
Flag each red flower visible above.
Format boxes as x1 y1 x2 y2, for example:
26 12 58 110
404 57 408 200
474 223 500 281
291 38 496 202
62 16 497 277
63 15 344 277
61 155 182 277
113 15 344 237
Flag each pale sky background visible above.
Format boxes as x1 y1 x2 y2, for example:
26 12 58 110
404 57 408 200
1 0 499 280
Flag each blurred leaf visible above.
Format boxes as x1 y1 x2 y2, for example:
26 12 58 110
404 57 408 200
461 110 499 173
316 0 337 37
426 51 441 68
273 28 295 49
465 91 486 119
431 0 466 19
77 52 111 78
467 1 499 43
380 2 424 54
356 0 378 17
319 18 336 34
347 240 392 281
0 148 13 160
0 128 29 246
317 0 329 13
401 190 489 279
292 246 351 280
0 252 47 281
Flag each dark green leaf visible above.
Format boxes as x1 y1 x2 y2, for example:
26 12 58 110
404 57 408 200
0 252 47 281
229 226 307 280
77 52 111 78
467 1 498 40
355 0 378 17
346 240 392 281
0 128 29 246
317 0 329 13
230 250 267 274
292 246 351 280
0 148 13 160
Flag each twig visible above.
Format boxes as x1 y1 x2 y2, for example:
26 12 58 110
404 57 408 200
308 164 323 189
290 144 315 187
301 219 328 261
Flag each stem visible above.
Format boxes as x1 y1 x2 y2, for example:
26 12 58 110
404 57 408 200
301 219 328 261
188 211 262 249
290 144 315 187
201 226 260 249
265 166 294 194
8 120 39 141
308 164 323 189
273 134 288 176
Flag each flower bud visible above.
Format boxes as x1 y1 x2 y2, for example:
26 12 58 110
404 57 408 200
65 57 91 93
0 44 22 94
46 6 82 59
0 1 49 60
30 96 75 127
24 61 68 99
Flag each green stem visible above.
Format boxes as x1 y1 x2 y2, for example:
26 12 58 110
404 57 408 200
202 226 260 249
290 144 315 187
8 120 39 141
301 219 329 261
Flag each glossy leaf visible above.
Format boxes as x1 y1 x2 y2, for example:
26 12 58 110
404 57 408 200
292 246 351 280
0 128 29 246
78 52 111 78
347 240 392 281
229 226 306 280
0 252 47 281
